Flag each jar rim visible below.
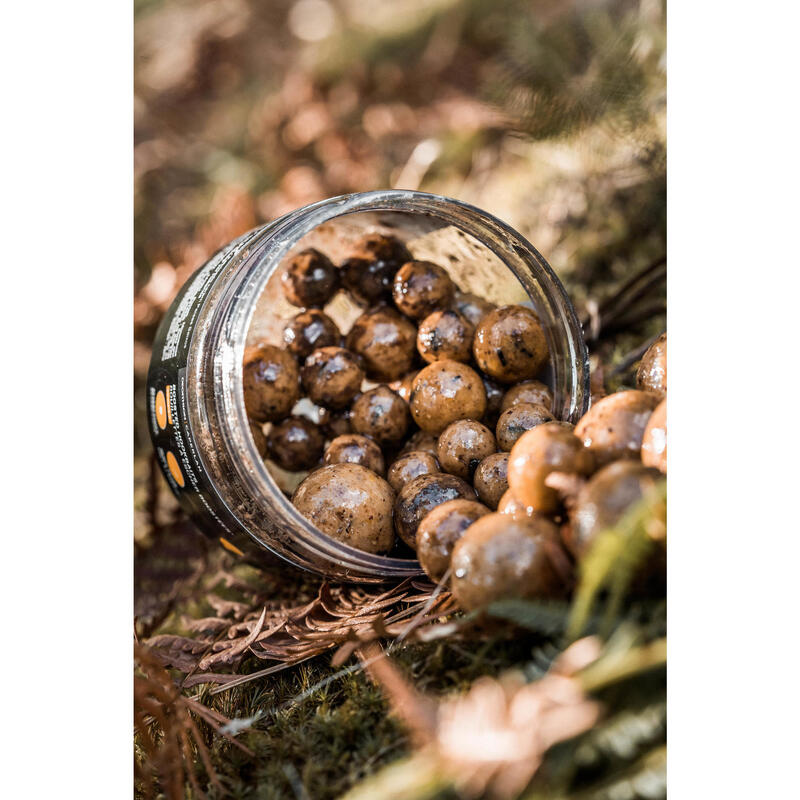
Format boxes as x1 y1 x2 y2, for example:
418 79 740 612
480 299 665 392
197 190 590 578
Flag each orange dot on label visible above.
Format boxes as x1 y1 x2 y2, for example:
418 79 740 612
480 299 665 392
219 537 245 557
165 450 185 488
155 390 167 429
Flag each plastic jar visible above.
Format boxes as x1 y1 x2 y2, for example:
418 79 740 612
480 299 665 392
146 190 590 582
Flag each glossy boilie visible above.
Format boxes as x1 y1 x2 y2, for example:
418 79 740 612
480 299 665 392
281 248 339 308
242 343 301 423
324 434 386 476
473 452 509 510
409 360 487 434
345 306 418 382
350 385 410 446
266 415 325 471
392 260 455 320
436 419 497 480
301 347 365 410
495 402 554 451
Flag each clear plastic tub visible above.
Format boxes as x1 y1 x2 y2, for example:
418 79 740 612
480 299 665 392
147 190 590 582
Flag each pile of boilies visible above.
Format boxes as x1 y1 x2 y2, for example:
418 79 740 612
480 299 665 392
243 233 667 611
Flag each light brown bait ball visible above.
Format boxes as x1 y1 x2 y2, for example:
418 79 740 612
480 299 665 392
640 398 666 474
500 380 553 414
242 343 301 423
636 332 667 397
341 233 412 305
436 419 497 480
351 385 410 446
345 306 418 382
451 513 568 610
452 291 496 327
508 421 595 514
266 415 325 472
495 402 554 452
292 463 395 553
283 309 341 359
473 452 509 510
301 347 365 410
394 473 476 549
567 460 662 559
281 248 339 308
473 305 549 384
392 260 456 320
324 434 386 476
388 370 419 404
409 360 487 435
416 309 474 364
574 390 661 467
417 499 491 582
480 375 505 428
398 430 439 457
387 451 440 493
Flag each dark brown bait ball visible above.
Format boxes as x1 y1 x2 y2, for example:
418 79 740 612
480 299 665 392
398 430 439 457
386 451 440 493
394 473 476 550
301 347 365 410
452 291 496 327
416 309 474 364
281 248 339 308
451 513 568 610
392 260 456 320
508 421 595 514
495 402 554 452
283 309 341 359
473 305 549 383
242 343 301 423
324 433 386 476
417 499 491 582
567 460 662 559
292 463 395 553
436 419 497 480
351 385 410 446
409 360 487 435
574 390 661 467
636 332 667 397
341 233 412 305
266 415 325 471
345 306 418 382
500 380 553 414
388 370 419 404
249 421 268 458
640 398 666 474
473 452 509 510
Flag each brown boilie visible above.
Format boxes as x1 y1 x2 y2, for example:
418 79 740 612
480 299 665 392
301 346 365 410
473 305 549 384
507 421 595 514
392 260 456 320
495 402 554 451
386 451 440 493
452 291 496 327
500 380 553 413
473 452 509 510
416 309 474 364
350 385 410 446
409 360 487 435
266 415 325 471
283 309 341 359
242 343 301 423
436 419 497 480
281 248 339 308
345 306 418 382
342 233 412 305
292 463 395 553
450 513 569 610
324 434 386 476
574 390 661 466
416 499 491 582
640 398 667 473
636 332 667 397
394 473 476 550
